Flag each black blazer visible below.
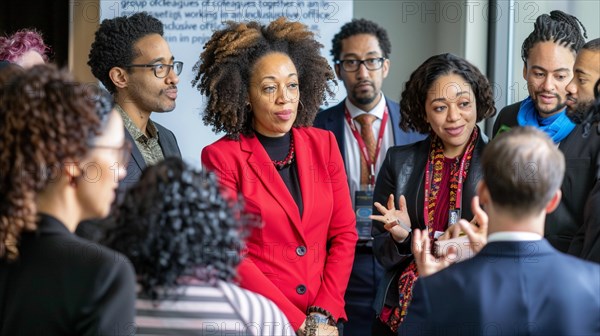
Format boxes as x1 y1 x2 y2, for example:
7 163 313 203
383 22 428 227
493 102 600 252
0 214 136 335
400 240 600 336
371 128 487 314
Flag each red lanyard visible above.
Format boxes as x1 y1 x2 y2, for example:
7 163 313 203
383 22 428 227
423 144 468 228
344 106 389 186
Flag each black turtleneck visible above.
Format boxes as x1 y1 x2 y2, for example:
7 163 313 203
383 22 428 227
255 132 303 217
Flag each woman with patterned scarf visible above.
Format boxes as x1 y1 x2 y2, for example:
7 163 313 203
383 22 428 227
370 53 496 335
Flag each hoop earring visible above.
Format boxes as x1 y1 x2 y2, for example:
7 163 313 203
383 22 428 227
298 100 305 113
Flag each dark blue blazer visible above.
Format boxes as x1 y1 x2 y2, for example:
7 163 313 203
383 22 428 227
399 239 600 336
313 98 426 164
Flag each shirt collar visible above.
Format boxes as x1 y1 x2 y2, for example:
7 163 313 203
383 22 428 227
115 104 159 141
487 231 543 243
344 93 386 120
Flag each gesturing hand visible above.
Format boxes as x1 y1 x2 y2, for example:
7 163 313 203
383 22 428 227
458 196 488 255
412 228 457 277
370 194 412 243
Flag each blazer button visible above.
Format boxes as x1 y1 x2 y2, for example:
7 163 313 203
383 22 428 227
296 284 307 295
296 246 307 256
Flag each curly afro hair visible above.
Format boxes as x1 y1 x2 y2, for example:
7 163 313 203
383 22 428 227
0 64 111 260
106 157 258 301
0 29 50 63
400 53 496 133
330 18 391 61
192 17 335 139
521 10 587 65
88 12 163 94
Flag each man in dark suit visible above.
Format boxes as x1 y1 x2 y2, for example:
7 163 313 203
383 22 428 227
78 12 181 240
400 127 600 336
565 38 600 263
492 11 600 253
313 19 424 336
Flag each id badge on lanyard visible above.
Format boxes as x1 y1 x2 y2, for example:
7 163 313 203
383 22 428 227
345 107 389 241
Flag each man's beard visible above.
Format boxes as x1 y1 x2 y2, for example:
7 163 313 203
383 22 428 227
534 93 566 116
567 100 594 124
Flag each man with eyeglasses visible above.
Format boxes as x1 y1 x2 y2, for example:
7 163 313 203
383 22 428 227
79 12 182 241
314 18 424 336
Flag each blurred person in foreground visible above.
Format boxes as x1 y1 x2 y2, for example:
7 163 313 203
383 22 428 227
0 64 135 335
107 157 294 335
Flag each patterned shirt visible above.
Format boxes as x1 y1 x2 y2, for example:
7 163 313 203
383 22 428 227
135 281 294 335
116 104 164 166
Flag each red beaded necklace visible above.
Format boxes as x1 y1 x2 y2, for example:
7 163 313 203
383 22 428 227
272 134 295 170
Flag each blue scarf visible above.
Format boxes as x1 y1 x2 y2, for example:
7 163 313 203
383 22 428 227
516 96 575 143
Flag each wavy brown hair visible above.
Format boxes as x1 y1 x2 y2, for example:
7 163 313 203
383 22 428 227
192 17 335 139
0 64 104 260
400 53 496 133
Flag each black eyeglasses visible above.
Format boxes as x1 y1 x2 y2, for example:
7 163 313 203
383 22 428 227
125 61 183 78
92 141 132 166
336 58 386 72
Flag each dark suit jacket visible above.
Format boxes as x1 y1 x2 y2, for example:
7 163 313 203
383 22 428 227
313 98 426 163
0 214 136 335
76 121 181 242
493 102 600 252
202 127 357 329
371 129 487 314
399 239 600 336
120 121 181 194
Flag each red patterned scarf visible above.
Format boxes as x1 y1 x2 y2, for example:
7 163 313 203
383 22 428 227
384 127 478 332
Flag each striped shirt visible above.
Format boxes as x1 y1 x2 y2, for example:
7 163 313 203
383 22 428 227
135 281 294 335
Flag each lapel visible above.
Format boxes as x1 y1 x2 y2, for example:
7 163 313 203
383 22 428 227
156 123 180 158
326 102 347 163
293 128 315 230
386 98 402 145
241 131 305 238
124 128 146 172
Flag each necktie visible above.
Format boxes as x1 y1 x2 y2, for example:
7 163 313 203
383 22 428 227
354 113 377 186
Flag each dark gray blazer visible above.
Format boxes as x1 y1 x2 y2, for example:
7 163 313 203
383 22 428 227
119 121 181 194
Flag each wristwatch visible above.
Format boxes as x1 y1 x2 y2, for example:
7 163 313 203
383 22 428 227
308 313 330 325
305 314 329 336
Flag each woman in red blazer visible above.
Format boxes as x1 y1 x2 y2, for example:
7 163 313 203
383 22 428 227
193 18 358 334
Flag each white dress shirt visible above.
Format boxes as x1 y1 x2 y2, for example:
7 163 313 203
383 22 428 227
487 231 543 242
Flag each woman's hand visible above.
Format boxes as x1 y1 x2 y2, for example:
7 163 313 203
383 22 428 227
370 194 412 243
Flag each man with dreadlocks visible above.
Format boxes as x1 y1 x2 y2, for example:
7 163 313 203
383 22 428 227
493 10 600 253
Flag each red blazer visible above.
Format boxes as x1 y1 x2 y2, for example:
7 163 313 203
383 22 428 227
202 127 357 330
